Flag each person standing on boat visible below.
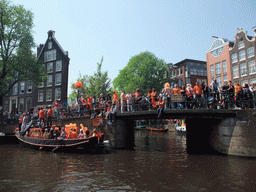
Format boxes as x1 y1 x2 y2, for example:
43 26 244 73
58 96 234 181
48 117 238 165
47 105 53 128
39 107 45 128
18 113 24 132
21 113 29 133
59 128 66 140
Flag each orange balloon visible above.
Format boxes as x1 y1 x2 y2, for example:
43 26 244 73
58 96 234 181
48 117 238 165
74 81 83 88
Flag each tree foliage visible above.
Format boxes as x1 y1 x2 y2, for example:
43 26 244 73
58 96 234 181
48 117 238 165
113 51 169 95
69 57 112 101
0 0 46 105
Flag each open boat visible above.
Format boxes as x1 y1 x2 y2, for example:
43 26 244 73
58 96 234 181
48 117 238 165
146 127 169 132
15 127 110 153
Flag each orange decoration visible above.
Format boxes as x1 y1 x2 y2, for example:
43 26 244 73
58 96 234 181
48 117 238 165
74 81 83 88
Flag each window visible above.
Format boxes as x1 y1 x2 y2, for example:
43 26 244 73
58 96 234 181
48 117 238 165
250 78 256 85
193 68 197 75
239 50 246 61
231 53 238 63
178 79 183 87
215 62 221 75
200 70 204 76
20 81 25 94
56 60 62 72
172 71 176 77
48 41 52 49
19 98 24 112
240 63 247 77
222 60 227 73
223 74 227 83
47 75 52 87
13 83 18 95
26 97 31 112
232 65 239 79
38 90 44 102
216 76 222 87
44 49 56 62
210 39 224 57
247 47 255 58
210 65 214 76
46 89 52 101
238 41 245 49
55 73 62 85
248 60 256 75
180 68 183 76
47 62 53 73
55 88 61 101
27 81 32 93
177 69 180 76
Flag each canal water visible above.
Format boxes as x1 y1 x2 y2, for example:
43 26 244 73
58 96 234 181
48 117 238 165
0 130 256 191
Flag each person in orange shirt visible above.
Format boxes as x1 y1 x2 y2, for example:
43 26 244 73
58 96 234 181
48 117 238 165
172 84 181 109
87 95 93 115
112 90 119 111
151 88 157 110
193 82 202 108
39 107 45 128
69 129 77 139
47 105 53 127
120 90 127 113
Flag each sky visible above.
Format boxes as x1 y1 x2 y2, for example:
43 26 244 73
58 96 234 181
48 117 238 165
11 0 256 95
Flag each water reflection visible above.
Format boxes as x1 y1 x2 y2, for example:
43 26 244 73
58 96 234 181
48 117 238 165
0 131 255 191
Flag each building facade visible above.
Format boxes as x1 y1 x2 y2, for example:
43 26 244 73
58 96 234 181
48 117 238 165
206 38 233 87
167 59 207 88
3 30 70 113
229 27 256 86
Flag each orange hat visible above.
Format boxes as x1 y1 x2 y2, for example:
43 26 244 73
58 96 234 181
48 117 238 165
51 125 55 128
136 88 140 91
113 90 116 93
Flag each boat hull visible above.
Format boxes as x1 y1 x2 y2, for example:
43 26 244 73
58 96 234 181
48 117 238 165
15 132 103 153
146 127 169 132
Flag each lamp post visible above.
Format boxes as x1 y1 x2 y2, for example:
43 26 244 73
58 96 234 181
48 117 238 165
74 81 83 102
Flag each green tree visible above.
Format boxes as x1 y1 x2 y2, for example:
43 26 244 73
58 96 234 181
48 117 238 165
113 51 169 95
86 57 112 97
0 0 46 106
69 72 90 102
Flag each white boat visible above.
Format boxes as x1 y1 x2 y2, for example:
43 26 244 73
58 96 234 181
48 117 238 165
175 125 186 132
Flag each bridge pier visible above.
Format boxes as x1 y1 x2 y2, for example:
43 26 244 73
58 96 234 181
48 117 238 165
106 119 135 149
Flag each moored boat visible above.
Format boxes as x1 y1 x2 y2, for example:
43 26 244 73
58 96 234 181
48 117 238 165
146 127 169 132
175 125 186 132
15 127 109 153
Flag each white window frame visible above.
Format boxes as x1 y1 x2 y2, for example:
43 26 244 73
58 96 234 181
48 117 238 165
19 81 25 94
240 63 247 77
232 65 239 79
177 69 180 76
247 47 255 58
47 62 53 73
238 41 245 49
46 89 52 101
172 71 176 78
239 50 246 61
55 73 62 85
215 62 221 75
19 98 25 112
38 90 44 102
55 88 61 101
223 74 227 83
56 60 62 72
216 76 222 87
13 83 18 95
248 60 256 75
44 49 56 62
47 75 53 87
231 53 238 64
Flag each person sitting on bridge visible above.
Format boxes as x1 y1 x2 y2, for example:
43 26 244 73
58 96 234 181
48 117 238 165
108 102 117 122
151 88 158 110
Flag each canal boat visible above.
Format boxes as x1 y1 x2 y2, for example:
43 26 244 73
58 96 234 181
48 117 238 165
15 127 110 153
146 127 169 132
175 125 186 132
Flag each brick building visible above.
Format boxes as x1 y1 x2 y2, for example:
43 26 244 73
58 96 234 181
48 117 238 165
167 59 207 88
229 27 256 86
206 37 234 87
3 30 70 113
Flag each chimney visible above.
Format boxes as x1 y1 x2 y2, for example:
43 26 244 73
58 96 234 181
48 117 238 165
37 44 44 57
252 26 256 36
47 30 55 38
